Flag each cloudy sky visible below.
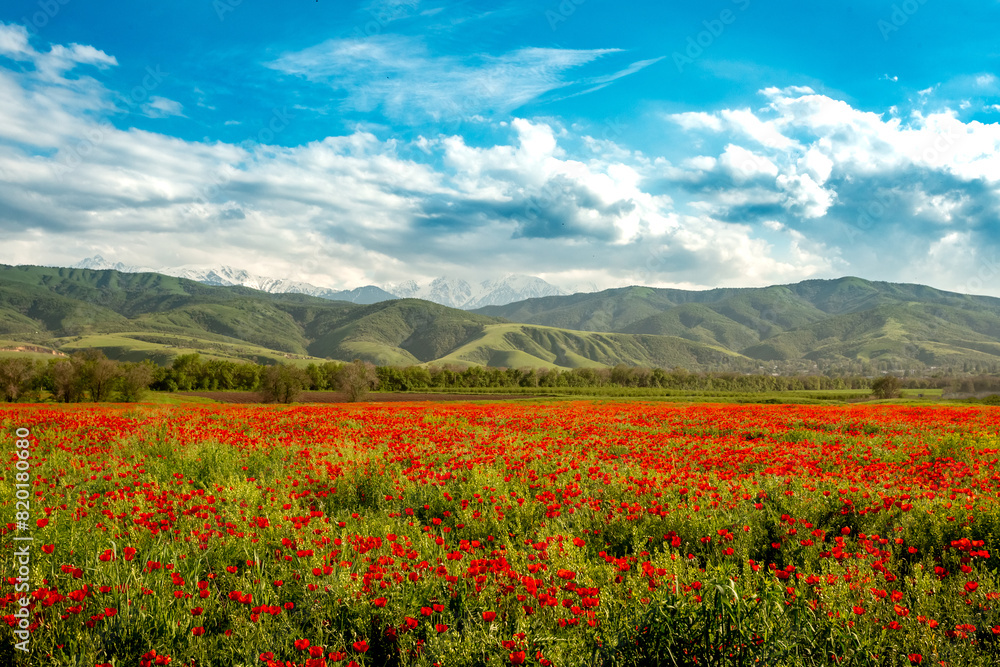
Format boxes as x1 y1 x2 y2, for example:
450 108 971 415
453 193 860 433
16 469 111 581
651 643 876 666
1 0 999 295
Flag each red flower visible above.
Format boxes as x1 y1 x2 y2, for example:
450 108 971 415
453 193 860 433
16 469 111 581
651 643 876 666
482 611 497 622
309 646 324 658
36 518 49 528
352 640 369 653
435 623 448 633
907 655 922 665
41 544 54 554
191 607 203 616
556 569 576 580
852 606 865 615
123 547 137 561
510 651 526 665
191 627 205 636
295 639 311 651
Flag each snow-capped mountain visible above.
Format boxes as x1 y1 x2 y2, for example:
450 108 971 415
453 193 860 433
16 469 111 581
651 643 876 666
70 257 573 308
71 256 154 273
384 274 567 309
71 256 395 304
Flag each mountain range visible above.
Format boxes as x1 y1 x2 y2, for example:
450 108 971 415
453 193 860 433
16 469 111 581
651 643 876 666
3 264 1000 374
70 256 569 309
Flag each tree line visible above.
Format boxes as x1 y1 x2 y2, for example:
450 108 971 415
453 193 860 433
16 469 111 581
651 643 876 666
0 351 154 403
3 351 999 404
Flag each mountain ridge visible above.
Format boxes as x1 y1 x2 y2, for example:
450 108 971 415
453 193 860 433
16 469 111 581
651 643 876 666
71 256 568 309
4 265 1000 374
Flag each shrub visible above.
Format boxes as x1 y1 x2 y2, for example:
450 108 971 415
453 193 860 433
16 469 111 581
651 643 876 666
871 375 901 399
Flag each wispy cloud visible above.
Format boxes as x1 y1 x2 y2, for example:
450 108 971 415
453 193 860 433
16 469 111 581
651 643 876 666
142 96 184 119
267 35 650 123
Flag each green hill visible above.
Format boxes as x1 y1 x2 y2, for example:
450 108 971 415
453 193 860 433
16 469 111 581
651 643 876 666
2 266 1000 372
473 277 1000 371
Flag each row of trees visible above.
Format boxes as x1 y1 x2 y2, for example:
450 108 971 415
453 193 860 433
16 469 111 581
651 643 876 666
5 350 999 404
147 355 874 394
0 352 153 403
0 352 380 404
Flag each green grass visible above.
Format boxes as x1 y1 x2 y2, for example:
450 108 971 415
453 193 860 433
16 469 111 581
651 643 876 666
55 333 333 366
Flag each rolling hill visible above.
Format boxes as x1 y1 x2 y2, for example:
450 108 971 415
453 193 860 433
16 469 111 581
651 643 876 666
474 278 1000 371
2 265 999 372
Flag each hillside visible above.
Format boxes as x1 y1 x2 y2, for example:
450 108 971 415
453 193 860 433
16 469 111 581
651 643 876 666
473 278 1000 372
0 265 737 370
2 266 1000 372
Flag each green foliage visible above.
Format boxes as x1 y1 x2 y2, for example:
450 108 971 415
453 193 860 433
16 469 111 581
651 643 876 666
258 363 311 403
339 359 379 401
871 375 902 399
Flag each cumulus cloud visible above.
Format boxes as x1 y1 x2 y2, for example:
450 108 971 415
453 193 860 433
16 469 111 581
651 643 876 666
2 28 1000 296
664 85 1000 292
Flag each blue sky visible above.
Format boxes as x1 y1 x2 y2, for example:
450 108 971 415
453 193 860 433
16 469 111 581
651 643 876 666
1 0 999 295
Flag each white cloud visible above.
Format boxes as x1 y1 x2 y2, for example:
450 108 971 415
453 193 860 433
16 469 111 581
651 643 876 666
718 144 778 182
975 74 997 88
268 35 645 123
720 108 798 150
142 96 184 118
0 22 32 60
670 111 723 132
2 30 1000 295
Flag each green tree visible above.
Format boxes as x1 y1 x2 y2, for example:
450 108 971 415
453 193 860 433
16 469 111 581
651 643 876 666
70 350 118 402
258 364 310 403
871 375 902 399
339 359 379 402
0 358 38 402
46 359 83 402
117 361 154 402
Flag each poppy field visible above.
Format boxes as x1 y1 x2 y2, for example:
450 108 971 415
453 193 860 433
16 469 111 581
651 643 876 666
2 401 1000 666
